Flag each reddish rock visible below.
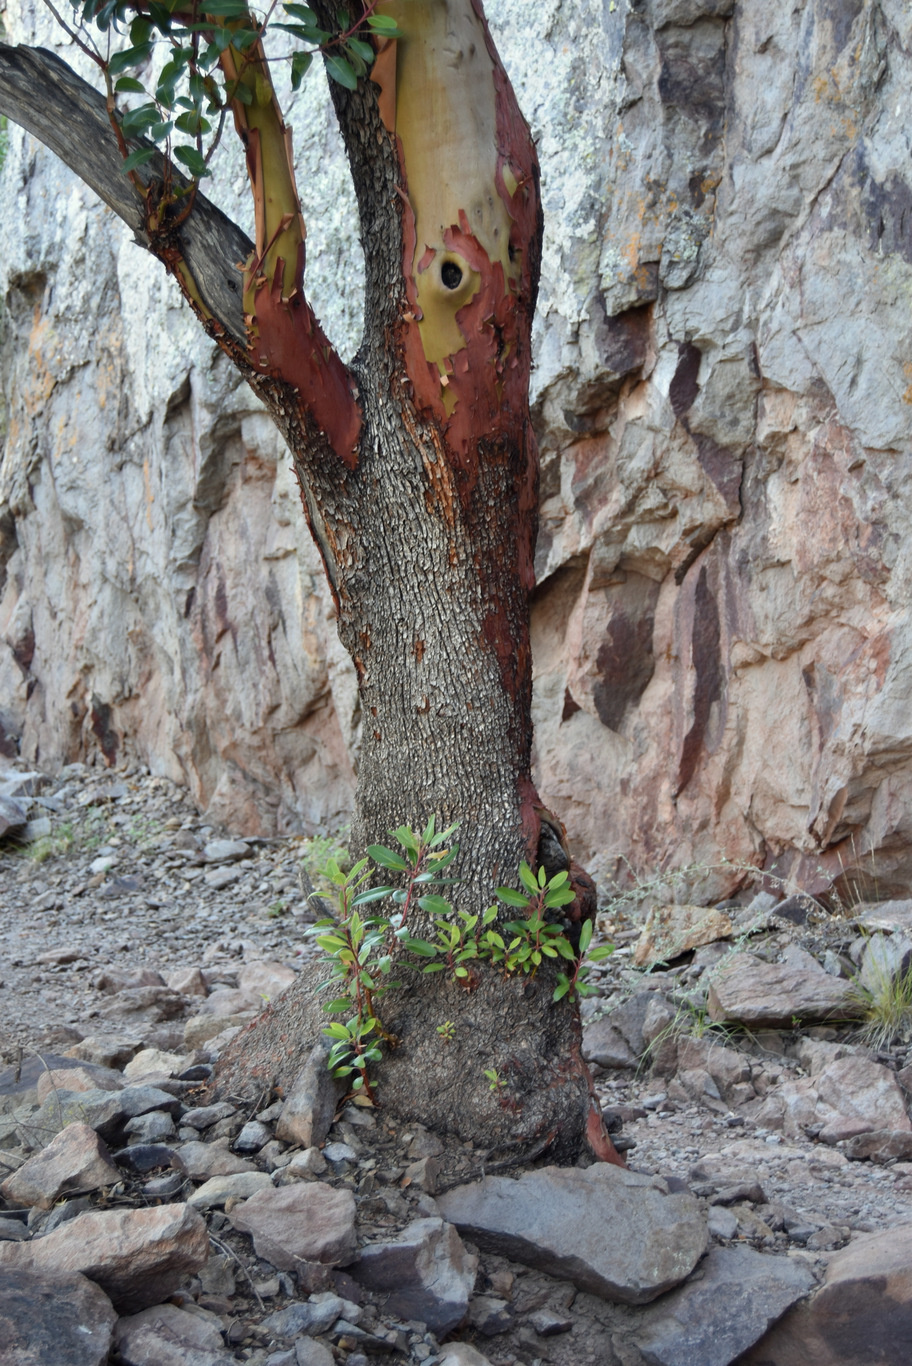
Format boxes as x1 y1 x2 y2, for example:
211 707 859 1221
35 1065 123 1103
633 905 733 967
236 960 296 1001
0 1121 119 1209
0 1202 209 1312
707 953 861 1027
274 1044 342 1148
229 1182 356 1271
113 1303 233 1366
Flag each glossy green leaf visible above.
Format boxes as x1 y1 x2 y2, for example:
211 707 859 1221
366 12 403 35
367 844 409 871
495 887 528 907
119 145 157 173
519 861 540 895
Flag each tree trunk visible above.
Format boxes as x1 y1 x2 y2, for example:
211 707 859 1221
214 0 605 1163
0 1 612 1163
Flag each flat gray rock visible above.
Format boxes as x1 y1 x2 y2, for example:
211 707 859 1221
22 1084 182 1148
630 1245 815 1366
436 1164 706 1304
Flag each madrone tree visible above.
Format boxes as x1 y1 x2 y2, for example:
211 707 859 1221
0 0 620 1165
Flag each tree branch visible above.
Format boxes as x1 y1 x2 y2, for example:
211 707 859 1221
0 40 362 464
0 41 252 343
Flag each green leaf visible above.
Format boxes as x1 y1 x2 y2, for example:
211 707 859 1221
578 920 594 954
325 1022 352 1041
555 938 577 961
114 76 147 93
427 847 458 871
149 119 174 141
232 26 262 48
422 962 447 973
402 938 439 958
203 0 252 13
148 2 174 30
129 16 152 43
322 997 353 1013
553 980 570 1002
284 2 318 20
367 845 409 871
390 825 420 859
421 814 436 844
366 12 404 35
173 145 210 178
544 886 576 909
120 103 160 136
495 887 529 908
518 862 540 895
290 49 314 89
352 885 395 905
548 869 570 889
109 43 155 75
588 944 614 961
120 145 157 174
417 894 452 916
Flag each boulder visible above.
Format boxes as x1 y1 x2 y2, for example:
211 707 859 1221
175 1140 257 1180
707 954 861 1027
261 1293 345 1339
187 1172 273 1210
352 1217 478 1334
0 1267 116 1366
742 1223 912 1365
634 905 733 968
630 1245 815 1366
229 1182 357 1270
0 1203 209 1312
113 1303 234 1366
0 1121 119 1209
0 794 28 839
437 1164 706 1304
35 1065 123 1103
274 1044 342 1148
237 960 297 1001
20 1084 182 1149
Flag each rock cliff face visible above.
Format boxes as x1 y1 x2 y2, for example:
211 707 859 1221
2 0 911 898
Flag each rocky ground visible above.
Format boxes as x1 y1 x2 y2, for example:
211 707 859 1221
3 759 912 1365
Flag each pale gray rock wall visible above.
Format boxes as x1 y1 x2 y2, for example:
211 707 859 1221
1 0 911 900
